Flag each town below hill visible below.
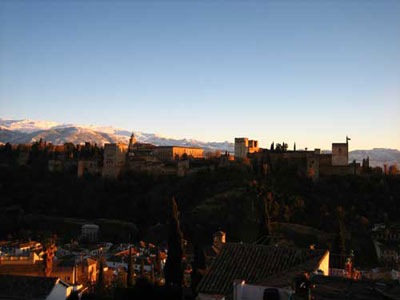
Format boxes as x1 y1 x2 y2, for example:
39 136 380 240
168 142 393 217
0 131 399 299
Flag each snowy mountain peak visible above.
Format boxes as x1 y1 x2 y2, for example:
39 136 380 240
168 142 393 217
0 118 64 133
0 118 234 152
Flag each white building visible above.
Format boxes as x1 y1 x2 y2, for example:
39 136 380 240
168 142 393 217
81 224 99 242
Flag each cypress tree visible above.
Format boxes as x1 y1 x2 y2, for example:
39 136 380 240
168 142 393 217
127 247 135 287
96 258 106 299
155 250 162 274
150 261 155 284
191 244 206 295
164 197 184 297
254 182 273 244
140 258 145 278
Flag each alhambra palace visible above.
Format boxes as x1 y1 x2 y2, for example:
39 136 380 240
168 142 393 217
11 134 371 180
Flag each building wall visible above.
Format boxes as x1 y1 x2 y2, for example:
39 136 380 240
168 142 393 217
81 225 99 242
233 283 292 300
198 293 226 300
318 251 330 276
0 264 75 285
319 165 360 176
306 156 320 179
253 147 364 178
234 138 249 159
78 262 97 285
77 160 101 177
172 147 203 160
247 140 259 154
152 147 173 161
319 154 332 167
102 143 128 178
152 147 203 161
332 143 348 166
51 267 76 284
46 281 73 300
268 151 315 177
0 253 40 265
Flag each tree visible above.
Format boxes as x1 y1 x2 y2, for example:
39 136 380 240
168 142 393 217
191 244 206 295
150 261 155 284
96 257 106 299
155 250 162 275
164 197 184 298
42 234 57 277
336 206 347 256
253 181 274 244
263 192 273 237
389 164 399 175
127 247 135 287
140 258 145 278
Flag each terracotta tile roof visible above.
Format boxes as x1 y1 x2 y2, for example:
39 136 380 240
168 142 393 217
0 262 74 275
197 242 327 296
85 258 97 266
311 275 400 300
0 263 44 276
0 274 58 300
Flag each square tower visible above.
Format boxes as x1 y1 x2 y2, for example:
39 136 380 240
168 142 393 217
234 138 249 159
332 142 348 166
102 143 128 178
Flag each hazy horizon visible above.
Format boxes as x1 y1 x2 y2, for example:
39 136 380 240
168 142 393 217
1 116 400 152
1 0 399 150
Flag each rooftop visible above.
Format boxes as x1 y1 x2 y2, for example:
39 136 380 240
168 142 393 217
311 275 400 300
0 263 43 275
0 274 59 300
197 242 327 296
82 224 99 229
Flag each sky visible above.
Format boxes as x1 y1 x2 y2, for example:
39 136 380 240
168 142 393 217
0 0 399 150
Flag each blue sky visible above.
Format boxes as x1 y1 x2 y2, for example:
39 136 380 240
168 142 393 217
1 0 399 150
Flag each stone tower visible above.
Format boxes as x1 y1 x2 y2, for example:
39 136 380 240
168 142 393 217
102 143 128 178
128 133 137 152
332 137 349 166
234 137 259 160
234 138 249 159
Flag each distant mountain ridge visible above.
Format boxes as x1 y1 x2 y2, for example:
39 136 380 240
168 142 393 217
349 149 400 168
0 118 234 152
0 118 399 167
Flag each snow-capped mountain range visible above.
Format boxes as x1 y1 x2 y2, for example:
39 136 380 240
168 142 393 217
0 118 234 152
0 118 399 167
